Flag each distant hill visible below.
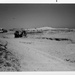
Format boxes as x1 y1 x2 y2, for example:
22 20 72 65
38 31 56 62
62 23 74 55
8 27 75 33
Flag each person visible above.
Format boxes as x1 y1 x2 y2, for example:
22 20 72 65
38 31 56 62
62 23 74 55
20 30 27 38
19 31 23 38
23 30 27 37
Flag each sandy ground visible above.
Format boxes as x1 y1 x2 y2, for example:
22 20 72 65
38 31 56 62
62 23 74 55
0 31 75 71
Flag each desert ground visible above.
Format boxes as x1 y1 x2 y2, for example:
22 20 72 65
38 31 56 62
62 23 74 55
0 27 75 71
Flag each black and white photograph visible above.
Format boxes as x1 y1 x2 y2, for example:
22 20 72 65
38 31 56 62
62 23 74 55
0 3 75 72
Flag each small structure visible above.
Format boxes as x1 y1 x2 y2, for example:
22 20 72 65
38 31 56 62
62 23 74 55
14 30 27 38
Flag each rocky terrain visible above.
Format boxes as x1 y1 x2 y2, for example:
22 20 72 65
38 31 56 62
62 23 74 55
0 39 21 71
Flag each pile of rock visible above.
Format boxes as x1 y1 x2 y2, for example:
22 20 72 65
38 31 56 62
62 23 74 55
0 42 21 71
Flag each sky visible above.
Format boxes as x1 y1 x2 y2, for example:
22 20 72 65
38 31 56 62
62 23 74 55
0 4 75 29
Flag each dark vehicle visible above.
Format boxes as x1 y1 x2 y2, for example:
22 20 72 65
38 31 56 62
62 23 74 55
0 28 7 33
14 30 27 38
2 29 7 33
14 31 20 38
